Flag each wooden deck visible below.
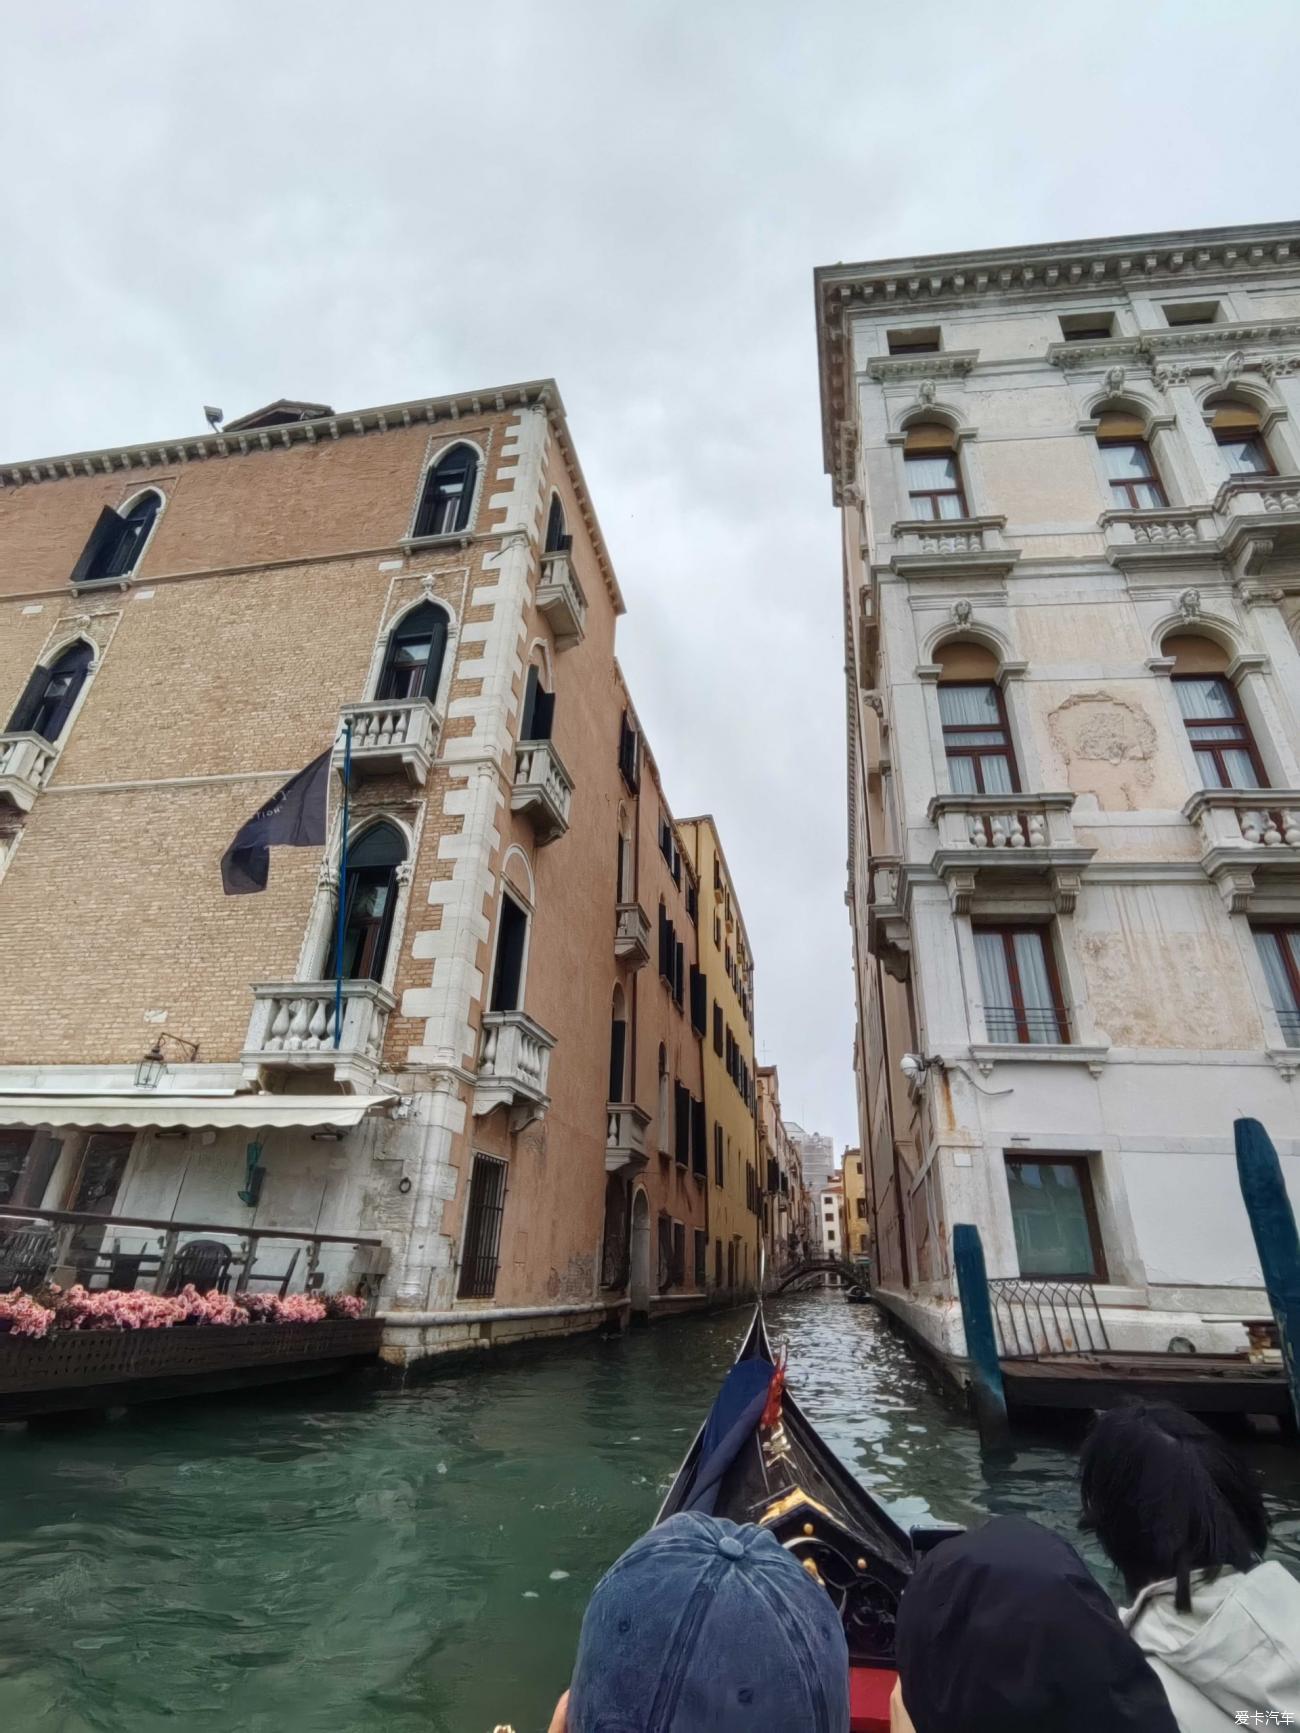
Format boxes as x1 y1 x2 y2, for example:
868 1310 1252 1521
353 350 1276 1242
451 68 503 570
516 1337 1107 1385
1001 1349 1290 1416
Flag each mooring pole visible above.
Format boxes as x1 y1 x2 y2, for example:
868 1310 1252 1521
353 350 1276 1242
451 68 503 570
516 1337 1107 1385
1235 1116 1300 1431
953 1222 1011 1452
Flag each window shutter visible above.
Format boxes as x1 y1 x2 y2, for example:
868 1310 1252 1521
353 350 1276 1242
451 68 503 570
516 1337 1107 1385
674 941 685 1006
6 664 53 734
608 1018 627 1105
520 666 540 739
69 507 126 588
674 1083 689 1164
691 1099 706 1176
658 907 670 979
532 688 555 741
689 966 706 1035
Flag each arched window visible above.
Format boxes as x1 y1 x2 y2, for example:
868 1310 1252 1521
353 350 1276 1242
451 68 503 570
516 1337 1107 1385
1095 411 1167 509
935 641 1018 794
1208 399 1276 478
339 823 407 983
489 889 529 1012
6 641 95 744
70 491 163 587
376 602 448 703
544 493 569 554
609 986 628 1104
413 445 478 538
904 423 967 520
1163 634 1266 790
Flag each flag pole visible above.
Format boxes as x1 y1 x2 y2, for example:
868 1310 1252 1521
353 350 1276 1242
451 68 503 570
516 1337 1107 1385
332 722 353 1049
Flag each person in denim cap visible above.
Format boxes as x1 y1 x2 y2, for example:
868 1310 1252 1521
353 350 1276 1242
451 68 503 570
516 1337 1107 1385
545 1509 850 1732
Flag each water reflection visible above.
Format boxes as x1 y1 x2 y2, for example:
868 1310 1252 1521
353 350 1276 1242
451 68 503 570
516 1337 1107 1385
0 1293 1296 1732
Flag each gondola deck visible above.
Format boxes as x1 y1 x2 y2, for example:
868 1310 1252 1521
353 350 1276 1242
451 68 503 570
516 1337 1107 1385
656 1306 958 1733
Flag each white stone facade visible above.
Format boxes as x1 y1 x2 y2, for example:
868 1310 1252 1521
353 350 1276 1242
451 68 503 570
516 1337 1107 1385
816 222 1300 1366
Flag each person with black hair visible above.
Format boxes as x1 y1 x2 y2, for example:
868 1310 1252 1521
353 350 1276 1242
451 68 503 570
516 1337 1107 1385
1080 1401 1300 1730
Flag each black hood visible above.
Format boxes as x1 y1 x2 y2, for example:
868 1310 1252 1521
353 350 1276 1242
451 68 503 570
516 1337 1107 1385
896 1516 1179 1733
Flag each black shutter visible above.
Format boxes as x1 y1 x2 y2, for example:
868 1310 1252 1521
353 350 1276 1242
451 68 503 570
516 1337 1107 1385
420 613 449 701
532 688 555 741
674 1083 689 1165
658 906 670 979
608 1018 627 1104
6 664 52 734
691 1099 707 1177
673 941 685 1007
689 966 706 1035
490 896 528 1011
520 666 539 739
69 507 127 588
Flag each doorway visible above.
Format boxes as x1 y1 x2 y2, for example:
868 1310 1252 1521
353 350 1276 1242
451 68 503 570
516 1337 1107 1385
630 1188 651 1318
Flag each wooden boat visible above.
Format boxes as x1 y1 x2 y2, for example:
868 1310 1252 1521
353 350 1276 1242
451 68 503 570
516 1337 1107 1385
657 1304 958 1733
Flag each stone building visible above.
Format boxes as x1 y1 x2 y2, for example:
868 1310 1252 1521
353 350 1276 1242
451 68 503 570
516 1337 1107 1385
679 816 760 1298
841 1146 869 1262
786 1122 836 1249
0 381 726 1363
756 1063 810 1276
816 221 1300 1367
818 1171 845 1263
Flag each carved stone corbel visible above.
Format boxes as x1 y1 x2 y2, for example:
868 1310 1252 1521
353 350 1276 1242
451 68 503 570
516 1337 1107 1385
947 869 978 916
1050 868 1083 915
1213 864 1256 915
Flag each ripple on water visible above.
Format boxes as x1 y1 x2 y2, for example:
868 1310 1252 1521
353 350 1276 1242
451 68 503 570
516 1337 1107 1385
1 1293 1298 1733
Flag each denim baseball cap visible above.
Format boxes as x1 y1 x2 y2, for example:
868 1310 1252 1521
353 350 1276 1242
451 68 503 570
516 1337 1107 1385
567 1510 850 1733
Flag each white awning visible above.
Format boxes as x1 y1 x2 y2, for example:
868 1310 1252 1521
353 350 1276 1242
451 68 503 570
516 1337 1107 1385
0 1094 394 1132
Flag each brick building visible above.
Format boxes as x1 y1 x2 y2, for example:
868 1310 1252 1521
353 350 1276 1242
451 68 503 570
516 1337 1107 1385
0 381 729 1362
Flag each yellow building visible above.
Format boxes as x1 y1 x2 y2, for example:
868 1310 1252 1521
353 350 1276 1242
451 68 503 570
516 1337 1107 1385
679 817 758 1301
841 1147 870 1264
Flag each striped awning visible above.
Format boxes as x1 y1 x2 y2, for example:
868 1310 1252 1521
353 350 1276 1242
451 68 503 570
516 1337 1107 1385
0 1094 393 1132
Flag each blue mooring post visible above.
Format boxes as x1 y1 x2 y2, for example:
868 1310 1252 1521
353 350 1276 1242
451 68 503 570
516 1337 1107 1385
953 1222 1011 1451
1235 1117 1300 1431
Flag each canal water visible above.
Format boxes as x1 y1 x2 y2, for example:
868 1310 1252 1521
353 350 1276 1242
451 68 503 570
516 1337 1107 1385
3 1293 1300 1733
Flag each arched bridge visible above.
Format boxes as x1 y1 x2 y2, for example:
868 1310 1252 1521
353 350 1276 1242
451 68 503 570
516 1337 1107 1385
770 1258 869 1294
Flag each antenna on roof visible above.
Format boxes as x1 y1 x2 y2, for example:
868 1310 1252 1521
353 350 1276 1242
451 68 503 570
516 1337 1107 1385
204 406 224 432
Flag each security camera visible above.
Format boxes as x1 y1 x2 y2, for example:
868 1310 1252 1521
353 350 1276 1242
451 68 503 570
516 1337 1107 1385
900 1053 926 1081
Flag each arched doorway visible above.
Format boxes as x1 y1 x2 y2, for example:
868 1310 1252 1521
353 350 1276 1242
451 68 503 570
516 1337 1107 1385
630 1188 651 1319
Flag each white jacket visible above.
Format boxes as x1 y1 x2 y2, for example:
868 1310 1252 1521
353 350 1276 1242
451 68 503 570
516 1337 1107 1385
1122 1562 1300 1730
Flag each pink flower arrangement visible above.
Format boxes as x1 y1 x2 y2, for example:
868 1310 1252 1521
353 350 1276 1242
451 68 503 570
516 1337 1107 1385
238 1291 327 1324
0 1289 55 1339
324 1293 367 1320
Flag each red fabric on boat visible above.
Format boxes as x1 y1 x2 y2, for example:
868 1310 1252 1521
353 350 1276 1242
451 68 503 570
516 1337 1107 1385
850 1665 896 1732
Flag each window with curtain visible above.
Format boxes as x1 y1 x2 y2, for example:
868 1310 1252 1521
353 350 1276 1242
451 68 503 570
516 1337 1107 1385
375 602 448 703
1004 1156 1104 1279
1254 928 1300 1046
975 927 1067 1044
340 823 407 983
938 682 1018 794
6 641 95 743
413 445 478 537
1095 411 1167 509
1173 677 1265 789
1210 401 1276 478
904 423 967 520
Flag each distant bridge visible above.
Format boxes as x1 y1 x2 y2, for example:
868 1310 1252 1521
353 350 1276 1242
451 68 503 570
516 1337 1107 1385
770 1258 869 1294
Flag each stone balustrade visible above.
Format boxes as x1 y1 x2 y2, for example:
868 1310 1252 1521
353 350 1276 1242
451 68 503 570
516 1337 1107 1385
512 739 574 843
473 1009 557 1129
614 901 651 968
605 1102 651 1173
886 515 1018 580
1185 787 1300 912
928 792 1093 914
0 733 58 814
536 551 588 650
1100 506 1219 570
334 698 440 787
242 979 397 1091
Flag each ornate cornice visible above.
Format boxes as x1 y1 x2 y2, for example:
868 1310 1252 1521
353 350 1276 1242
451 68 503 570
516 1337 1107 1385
862 350 979 384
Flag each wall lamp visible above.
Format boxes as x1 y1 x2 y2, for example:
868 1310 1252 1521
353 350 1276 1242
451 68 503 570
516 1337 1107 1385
900 1052 943 1083
134 1031 200 1090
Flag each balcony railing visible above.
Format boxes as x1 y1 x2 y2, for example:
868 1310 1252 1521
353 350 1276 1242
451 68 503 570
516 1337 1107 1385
1100 505 1219 569
334 698 440 787
605 1102 651 1173
0 732 57 814
887 516 1018 579
242 979 397 1092
473 1009 556 1129
1217 475 1300 575
1184 787 1300 912
614 901 651 968
982 1004 1069 1046
512 739 574 843
536 551 588 650
929 792 1093 913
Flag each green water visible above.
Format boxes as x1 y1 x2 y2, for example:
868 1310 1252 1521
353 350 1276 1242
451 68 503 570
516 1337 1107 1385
3 1294 1300 1733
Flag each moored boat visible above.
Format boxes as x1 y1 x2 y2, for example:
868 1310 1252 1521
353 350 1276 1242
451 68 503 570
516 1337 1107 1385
657 1305 959 1733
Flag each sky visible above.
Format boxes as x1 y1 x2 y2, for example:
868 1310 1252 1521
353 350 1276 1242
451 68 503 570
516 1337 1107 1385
0 1 1295 1149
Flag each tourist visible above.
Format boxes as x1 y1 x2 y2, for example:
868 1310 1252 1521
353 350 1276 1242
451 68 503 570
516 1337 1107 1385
541 1509 850 1731
891 1514 1180 1732
1080 1401 1300 1729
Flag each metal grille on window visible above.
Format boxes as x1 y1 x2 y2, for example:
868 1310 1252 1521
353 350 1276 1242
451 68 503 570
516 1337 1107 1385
458 1155 508 1299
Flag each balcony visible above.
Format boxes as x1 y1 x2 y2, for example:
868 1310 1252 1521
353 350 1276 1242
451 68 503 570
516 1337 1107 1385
0 732 57 814
605 1102 651 1174
1217 476 1300 577
883 516 1019 582
1100 506 1220 574
536 551 588 650
865 855 910 982
241 980 396 1092
473 1009 556 1129
512 739 574 843
1184 788 1300 912
929 792 1094 914
334 698 440 787
614 901 651 968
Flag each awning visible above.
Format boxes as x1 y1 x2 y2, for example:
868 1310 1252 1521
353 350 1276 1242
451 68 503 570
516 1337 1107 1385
0 1094 394 1132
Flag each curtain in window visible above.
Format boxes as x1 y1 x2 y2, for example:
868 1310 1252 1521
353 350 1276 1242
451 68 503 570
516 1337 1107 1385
1005 1161 1098 1278
1220 437 1272 476
975 932 1017 1043
1014 931 1062 1043
938 686 1000 727
1175 678 1236 722
1255 931 1300 1042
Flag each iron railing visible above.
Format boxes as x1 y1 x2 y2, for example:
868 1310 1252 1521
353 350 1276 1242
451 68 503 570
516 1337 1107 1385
989 1276 1110 1359
982 1005 1067 1045
457 1155 507 1299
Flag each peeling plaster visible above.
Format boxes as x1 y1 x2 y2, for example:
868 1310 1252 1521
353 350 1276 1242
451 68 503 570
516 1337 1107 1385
1047 689 1159 811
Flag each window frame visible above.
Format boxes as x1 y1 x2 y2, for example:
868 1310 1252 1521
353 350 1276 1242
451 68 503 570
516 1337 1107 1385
904 437 968 520
1214 425 1277 479
938 679 1021 795
1171 674 1268 790
457 1153 509 1299
412 443 480 540
1252 925 1300 1047
489 888 531 1013
374 601 450 705
339 822 408 985
1003 1151 1108 1283
1096 432 1169 510
974 923 1070 1046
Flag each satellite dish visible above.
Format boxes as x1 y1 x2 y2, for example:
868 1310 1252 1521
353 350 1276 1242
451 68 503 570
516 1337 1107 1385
203 406 224 431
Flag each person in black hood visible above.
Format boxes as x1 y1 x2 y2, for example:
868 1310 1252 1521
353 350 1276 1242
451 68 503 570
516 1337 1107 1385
893 1515 1180 1733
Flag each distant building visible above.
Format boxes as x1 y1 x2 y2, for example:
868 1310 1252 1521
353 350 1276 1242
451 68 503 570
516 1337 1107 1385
841 1147 869 1262
786 1123 836 1194
756 1064 811 1277
818 1172 845 1262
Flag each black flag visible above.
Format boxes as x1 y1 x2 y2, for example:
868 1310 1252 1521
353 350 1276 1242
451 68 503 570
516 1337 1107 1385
221 751 331 895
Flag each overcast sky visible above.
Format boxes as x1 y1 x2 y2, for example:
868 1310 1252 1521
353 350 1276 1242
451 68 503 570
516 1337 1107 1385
1 2 1294 1150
